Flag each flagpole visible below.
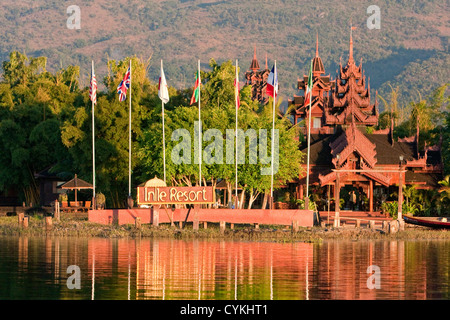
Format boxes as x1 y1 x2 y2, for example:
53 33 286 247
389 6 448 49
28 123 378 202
161 59 167 184
235 59 239 209
305 59 313 208
198 59 202 187
270 60 276 209
128 59 132 198
91 60 96 200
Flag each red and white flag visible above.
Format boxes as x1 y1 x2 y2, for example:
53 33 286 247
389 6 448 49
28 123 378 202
89 61 97 105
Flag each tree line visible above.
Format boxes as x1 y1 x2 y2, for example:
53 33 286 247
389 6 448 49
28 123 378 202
0 52 302 208
0 51 448 212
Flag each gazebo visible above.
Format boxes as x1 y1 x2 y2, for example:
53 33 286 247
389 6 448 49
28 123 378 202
60 174 93 207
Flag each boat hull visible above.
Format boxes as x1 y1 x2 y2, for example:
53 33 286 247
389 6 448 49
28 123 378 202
403 215 450 229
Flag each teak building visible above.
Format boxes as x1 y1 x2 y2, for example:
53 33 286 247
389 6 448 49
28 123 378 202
245 47 270 105
286 32 443 214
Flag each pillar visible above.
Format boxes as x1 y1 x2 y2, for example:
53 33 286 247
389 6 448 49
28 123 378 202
369 180 374 213
292 220 299 232
135 217 141 230
45 216 53 231
398 166 404 221
23 216 29 228
54 200 60 222
220 221 226 233
152 206 159 227
18 212 24 227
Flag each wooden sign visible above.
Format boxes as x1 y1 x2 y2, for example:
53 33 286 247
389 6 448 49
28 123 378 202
137 186 215 205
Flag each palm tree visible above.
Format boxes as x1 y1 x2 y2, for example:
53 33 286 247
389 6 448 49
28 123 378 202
438 175 450 203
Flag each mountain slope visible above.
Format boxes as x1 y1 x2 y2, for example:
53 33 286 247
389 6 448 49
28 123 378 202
0 0 448 109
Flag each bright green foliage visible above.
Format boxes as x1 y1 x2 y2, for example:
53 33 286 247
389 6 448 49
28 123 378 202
0 51 447 210
138 60 304 208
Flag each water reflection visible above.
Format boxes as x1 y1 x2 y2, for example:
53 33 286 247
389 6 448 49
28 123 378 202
1 236 448 300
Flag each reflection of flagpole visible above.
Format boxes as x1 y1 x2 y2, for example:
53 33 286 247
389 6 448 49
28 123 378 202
128 251 131 300
234 255 238 300
306 252 309 300
91 249 95 300
162 262 166 300
270 248 273 300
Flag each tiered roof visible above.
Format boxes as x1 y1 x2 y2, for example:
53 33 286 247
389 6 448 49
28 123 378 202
325 31 378 126
289 34 334 131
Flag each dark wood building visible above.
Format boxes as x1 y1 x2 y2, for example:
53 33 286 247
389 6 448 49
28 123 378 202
244 47 270 104
288 32 444 215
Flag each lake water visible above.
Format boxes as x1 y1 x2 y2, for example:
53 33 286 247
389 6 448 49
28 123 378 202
0 236 448 300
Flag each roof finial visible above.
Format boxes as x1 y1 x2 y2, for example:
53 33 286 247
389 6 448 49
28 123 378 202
349 20 354 62
315 31 319 58
265 53 268 70
250 45 260 71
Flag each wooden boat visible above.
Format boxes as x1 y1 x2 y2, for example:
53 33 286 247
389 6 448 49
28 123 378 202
403 215 450 229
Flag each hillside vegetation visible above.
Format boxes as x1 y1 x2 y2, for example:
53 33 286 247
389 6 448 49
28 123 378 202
0 0 449 109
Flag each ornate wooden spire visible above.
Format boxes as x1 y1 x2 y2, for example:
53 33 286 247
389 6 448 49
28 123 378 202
325 26 378 127
349 25 354 63
312 32 325 76
250 46 260 72
244 47 270 104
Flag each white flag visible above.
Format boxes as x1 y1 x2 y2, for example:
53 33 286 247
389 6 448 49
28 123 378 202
158 62 169 104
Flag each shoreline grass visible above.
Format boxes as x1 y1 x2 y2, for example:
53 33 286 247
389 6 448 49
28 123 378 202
0 215 448 242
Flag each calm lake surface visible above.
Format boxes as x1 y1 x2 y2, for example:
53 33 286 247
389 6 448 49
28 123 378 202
0 236 448 300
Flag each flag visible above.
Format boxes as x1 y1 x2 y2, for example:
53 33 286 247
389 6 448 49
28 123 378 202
190 70 200 105
234 67 240 109
266 65 278 98
117 66 131 102
304 60 313 106
89 62 97 105
158 63 169 104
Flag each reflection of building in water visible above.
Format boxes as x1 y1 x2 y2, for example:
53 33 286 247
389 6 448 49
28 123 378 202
87 239 314 300
311 240 429 300
16 237 443 300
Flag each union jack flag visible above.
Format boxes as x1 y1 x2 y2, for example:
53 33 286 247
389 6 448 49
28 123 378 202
117 66 131 102
89 62 97 104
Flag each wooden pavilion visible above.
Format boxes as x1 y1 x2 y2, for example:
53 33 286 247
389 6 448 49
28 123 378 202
287 32 444 219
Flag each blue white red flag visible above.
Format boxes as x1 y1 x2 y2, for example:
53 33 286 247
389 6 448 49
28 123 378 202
117 66 131 102
266 65 278 98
